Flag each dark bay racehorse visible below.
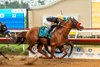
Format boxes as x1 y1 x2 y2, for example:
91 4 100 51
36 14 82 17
26 17 83 59
0 22 7 34
0 22 9 59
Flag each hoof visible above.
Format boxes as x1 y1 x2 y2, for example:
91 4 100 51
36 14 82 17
33 56 38 62
40 57 49 59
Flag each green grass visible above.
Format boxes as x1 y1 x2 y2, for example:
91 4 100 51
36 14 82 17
0 44 29 55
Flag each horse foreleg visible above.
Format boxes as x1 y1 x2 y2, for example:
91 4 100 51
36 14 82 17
37 44 49 59
68 41 74 57
60 46 68 59
50 45 56 59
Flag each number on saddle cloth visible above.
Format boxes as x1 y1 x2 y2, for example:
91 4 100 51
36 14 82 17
39 26 52 39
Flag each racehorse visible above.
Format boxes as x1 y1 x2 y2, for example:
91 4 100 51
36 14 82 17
0 22 9 59
0 22 11 38
0 22 7 34
26 17 84 59
15 31 73 54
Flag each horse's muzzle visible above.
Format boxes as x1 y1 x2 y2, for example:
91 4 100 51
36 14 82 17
77 26 84 31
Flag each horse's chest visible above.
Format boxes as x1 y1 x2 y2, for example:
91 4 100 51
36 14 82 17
51 34 66 46
56 37 66 46
57 35 66 41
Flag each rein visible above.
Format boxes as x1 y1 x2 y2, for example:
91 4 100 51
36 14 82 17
60 17 72 30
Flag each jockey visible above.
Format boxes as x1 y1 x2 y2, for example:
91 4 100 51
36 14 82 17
46 14 66 34
0 22 7 32
4 30 11 37
0 22 11 37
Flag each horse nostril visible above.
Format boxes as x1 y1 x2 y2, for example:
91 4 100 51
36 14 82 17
79 26 84 30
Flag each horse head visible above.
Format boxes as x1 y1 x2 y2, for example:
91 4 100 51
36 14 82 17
61 17 84 31
71 17 84 30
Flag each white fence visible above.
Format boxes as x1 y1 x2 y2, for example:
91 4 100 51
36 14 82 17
69 29 100 39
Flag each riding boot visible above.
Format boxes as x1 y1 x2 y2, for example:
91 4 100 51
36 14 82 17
47 26 54 35
48 28 52 34
48 25 57 34
47 27 54 39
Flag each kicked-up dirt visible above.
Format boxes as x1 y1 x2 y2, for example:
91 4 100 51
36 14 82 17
0 55 100 67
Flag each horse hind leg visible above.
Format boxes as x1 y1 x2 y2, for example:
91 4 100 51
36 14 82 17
37 42 49 59
50 45 56 59
44 45 50 54
27 43 35 54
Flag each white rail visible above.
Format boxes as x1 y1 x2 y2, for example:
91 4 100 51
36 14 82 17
69 29 100 39
9 30 28 32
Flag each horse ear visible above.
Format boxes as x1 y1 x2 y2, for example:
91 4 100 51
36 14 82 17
69 16 72 20
68 16 71 19
73 17 76 21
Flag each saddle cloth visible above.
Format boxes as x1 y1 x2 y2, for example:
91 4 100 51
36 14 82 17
39 26 52 39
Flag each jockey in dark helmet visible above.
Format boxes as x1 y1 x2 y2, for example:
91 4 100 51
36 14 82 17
46 14 66 34
0 22 11 37
0 22 7 32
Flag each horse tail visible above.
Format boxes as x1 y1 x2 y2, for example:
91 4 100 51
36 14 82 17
15 31 27 45
15 37 26 45
68 41 74 57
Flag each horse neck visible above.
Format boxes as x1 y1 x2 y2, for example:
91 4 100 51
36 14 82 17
61 22 72 38
62 27 71 38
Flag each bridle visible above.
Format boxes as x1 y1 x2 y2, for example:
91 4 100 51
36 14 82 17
61 17 81 29
61 17 73 29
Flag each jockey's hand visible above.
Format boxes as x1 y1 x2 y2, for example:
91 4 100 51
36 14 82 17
56 25 62 29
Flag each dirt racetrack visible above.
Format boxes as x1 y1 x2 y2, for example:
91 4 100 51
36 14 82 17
0 55 100 67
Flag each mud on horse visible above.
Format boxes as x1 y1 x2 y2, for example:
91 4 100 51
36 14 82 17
26 17 83 59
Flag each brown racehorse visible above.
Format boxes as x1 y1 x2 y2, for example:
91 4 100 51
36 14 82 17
26 17 83 59
15 32 73 55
